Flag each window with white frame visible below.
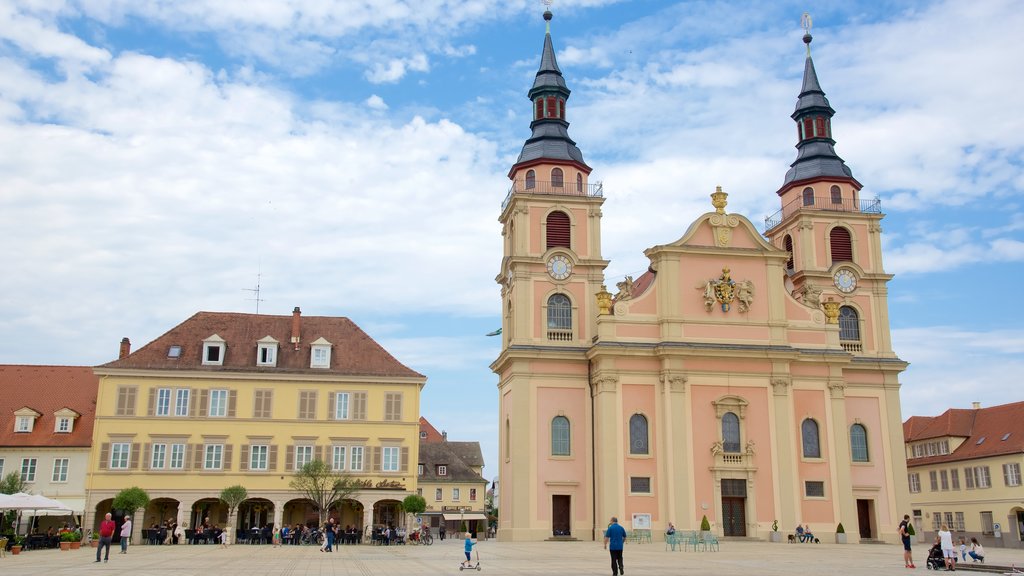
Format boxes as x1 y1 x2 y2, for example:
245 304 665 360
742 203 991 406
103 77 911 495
1005 463 1022 487
951 469 961 490
56 417 72 433
257 340 278 367
981 511 995 534
940 470 949 490
169 444 185 469
804 481 825 498
151 443 167 469
630 477 652 494
0 458 5 476
332 446 346 471
334 392 350 419
175 389 190 416
156 388 171 416
350 446 363 471
311 341 331 368
418 464 424 476
453 488 461 501
908 473 921 493
967 466 992 488
382 447 400 472
417 488 422 496
15 416 33 433
21 458 37 482
470 488 477 501
110 443 131 469
932 512 942 531
209 389 228 417
52 458 69 482
295 445 313 470
435 488 442 501
929 470 938 491
955 512 965 532
437 465 447 476
202 336 225 366
944 512 954 529
250 445 268 471
204 444 223 470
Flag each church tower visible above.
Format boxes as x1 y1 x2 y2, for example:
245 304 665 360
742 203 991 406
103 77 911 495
764 17 896 359
492 8 607 541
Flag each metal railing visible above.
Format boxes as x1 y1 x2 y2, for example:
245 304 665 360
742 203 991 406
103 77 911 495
764 196 881 231
502 180 604 211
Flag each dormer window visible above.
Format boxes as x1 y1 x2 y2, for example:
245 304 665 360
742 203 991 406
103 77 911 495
437 465 447 476
53 408 79 434
202 334 226 366
256 336 279 367
13 408 40 433
310 337 332 369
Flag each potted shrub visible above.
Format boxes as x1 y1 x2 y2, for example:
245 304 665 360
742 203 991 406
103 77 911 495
769 519 782 543
69 530 82 549
60 530 76 550
700 515 711 537
11 534 25 555
89 529 100 547
835 522 847 544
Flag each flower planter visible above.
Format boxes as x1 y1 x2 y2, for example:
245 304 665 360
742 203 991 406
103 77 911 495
60 541 71 550
70 541 81 550
90 540 99 548
769 531 782 543
835 533 847 544
11 545 22 555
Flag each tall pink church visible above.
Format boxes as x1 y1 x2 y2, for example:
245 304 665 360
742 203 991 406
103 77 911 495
492 10 909 543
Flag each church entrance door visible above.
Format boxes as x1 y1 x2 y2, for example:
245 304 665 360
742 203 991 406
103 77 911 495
857 499 873 539
721 479 747 537
552 495 571 537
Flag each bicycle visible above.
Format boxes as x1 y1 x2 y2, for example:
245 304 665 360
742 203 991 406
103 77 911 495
300 529 324 546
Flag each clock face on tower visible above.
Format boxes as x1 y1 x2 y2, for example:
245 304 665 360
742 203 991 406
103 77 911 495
833 268 858 293
546 254 573 280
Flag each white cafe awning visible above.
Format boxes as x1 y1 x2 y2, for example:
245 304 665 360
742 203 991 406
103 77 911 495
442 513 488 521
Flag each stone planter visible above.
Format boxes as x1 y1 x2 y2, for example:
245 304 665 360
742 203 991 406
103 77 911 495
835 533 847 544
11 545 22 555
769 531 782 543
60 541 72 550
90 540 99 548
70 541 81 550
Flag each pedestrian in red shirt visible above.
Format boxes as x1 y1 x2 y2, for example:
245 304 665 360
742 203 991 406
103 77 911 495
96 512 116 563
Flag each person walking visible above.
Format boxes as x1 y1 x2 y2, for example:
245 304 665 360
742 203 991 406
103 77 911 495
603 516 627 576
95 513 116 563
938 523 955 571
899 514 916 568
119 516 133 554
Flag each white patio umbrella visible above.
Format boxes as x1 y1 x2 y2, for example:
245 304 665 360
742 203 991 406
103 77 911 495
0 492 72 535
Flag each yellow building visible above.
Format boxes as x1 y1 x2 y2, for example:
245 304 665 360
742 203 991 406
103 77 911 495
86 307 426 542
416 417 488 538
905 401 1024 549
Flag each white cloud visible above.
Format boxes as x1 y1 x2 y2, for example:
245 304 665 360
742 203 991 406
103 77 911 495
365 94 388 111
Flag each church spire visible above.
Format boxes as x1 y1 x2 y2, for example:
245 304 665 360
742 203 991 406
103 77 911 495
509 7 590 177
780 14 857 192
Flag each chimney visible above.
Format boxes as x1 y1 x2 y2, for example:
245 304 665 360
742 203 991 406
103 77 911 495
119 337 131 359
972 402 981 410
291 307 302 350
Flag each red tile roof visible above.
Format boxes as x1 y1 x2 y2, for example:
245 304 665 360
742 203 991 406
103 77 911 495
0 365 98 448
419 417 445 443
904 401 1024 466
99 310 424 379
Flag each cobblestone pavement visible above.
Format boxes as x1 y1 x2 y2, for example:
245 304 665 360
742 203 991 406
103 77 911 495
6 539 1024 576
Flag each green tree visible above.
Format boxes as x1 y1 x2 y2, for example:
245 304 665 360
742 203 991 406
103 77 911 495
0 471 27 495
112 487 151 521
402 494 426 516
289 459 357 525
219 485 248 532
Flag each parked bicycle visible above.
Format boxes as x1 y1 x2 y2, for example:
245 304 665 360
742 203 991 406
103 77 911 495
300 529 324 546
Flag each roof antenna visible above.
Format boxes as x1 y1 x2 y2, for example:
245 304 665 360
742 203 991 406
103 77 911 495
801 12 813 56
242 270 265 314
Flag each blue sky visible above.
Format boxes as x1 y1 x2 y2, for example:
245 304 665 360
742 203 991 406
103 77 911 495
2 0 1023 480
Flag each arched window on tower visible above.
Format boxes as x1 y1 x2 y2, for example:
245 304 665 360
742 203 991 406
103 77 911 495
525 170 536 190
850 423 869 462
551 168 564 188
551 416 570 456
546 210 570 249
546 96 556 118
722 412 740 453
576 173 583 194
801 418 821 458
830 226 853 263
815 117 827 138
558 98 564 119
802 117 814 140
535 99 543 121
831 185 842 204
629 414 649 455
802 187 815 206
784 234 794 271
547 293 572 341
839 306 861 352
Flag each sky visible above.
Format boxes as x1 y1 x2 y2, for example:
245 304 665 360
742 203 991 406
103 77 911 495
1 0 1023 482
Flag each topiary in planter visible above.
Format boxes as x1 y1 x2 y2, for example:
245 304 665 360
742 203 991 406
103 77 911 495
700 515 711 532
836 523 845 534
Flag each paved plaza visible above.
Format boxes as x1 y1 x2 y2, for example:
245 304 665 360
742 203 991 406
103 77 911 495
5 538 1024 576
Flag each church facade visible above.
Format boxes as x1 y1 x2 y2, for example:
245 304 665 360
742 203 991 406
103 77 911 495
492 11 910 543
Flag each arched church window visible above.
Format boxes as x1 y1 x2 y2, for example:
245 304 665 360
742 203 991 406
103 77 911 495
722 412 740 453
551 168 564 188
784 235 794 271
829 226 853 263
629 414 649 455
802 187 815 206
576 173 583 194
830 185 842 204
801 418 821 458
525 170 536 190
547 294 572 341
551 416 570 456
546 211 570 249
839 306 860 342
850 423 869 462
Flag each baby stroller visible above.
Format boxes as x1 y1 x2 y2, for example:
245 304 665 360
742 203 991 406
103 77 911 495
926 543 945 570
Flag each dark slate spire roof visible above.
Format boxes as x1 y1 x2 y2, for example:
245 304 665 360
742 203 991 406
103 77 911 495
781 31 857 188
512 9 589 171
